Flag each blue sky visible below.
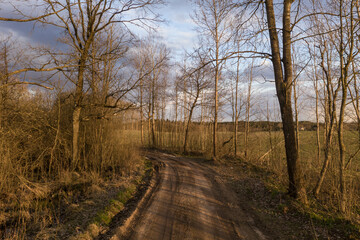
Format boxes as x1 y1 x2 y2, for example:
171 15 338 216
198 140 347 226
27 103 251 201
0 0 317 122
0 0 197 59
0 0 285 122
156 0 197 55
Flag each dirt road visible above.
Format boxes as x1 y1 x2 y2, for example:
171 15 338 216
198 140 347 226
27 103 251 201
117 152 268 240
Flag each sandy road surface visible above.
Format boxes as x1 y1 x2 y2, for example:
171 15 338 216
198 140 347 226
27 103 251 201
123 152 267 240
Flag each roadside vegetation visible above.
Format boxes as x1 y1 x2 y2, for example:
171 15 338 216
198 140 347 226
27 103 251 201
0 103 146 239
137 124 360 233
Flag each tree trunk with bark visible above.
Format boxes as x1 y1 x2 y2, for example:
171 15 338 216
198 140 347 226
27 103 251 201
72 55 88 170
244 61 253 159
265 0 302 198
213 35 219 159
234 55 240 157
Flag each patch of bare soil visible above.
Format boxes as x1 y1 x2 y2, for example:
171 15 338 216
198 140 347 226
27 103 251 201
203 158 360 240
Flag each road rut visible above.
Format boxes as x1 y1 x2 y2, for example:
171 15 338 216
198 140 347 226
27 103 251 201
121 152 267 240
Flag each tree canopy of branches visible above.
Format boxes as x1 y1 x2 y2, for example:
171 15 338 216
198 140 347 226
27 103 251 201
0 0 163 168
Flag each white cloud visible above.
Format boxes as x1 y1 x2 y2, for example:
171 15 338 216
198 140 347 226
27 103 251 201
157 25 196 53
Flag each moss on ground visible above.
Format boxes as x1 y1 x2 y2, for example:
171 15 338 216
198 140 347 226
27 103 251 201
71 158 153 240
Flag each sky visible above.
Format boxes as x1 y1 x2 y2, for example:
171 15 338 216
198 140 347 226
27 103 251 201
156 0 197 55
0 0 198 57
0 0 199 93
0 0 317 122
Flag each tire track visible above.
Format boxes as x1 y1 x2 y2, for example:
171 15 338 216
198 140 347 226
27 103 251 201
120 152 267 240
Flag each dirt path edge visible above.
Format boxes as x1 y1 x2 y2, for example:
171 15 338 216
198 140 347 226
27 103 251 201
96 158 163 240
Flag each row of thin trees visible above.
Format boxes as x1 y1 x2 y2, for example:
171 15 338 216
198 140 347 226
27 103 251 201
132 0 360 216
184 0 360 213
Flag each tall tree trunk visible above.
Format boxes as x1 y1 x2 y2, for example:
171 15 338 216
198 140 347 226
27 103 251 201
265 0 302 198
338 83 347 213
175 83 179 149
72 56 87 170
293 77 299 151
245 60 253 159
72 106 82 170
314 117 334 196
200 92 206 152
140 73 144 145
151 91 156 147
314 54 321 164
183 76 188 148
338 3 346 211
234 53 240 157
184 87 200 154
160 91 166 147
314 47 338 196
337 0 356 212
213 28 219 159
183 105 194 154
148 100 152 146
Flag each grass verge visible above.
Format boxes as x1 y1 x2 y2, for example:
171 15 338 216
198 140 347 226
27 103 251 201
68 159 153 240
206 157 360 240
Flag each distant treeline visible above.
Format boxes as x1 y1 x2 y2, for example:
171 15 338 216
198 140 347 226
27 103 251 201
120 119 359 132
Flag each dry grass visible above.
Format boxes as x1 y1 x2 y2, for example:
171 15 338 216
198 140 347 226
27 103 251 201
142 124 360 227
206 157 360 239
0 93 144 239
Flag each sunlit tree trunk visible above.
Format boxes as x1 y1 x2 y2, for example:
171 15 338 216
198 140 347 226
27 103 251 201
313 42 338 196
244 61 253 159
293 76 299 151
265 0 302 198
73 53 89 170
213 32 219 159
337 0 356 212
313 50 321 164
234 53 240 157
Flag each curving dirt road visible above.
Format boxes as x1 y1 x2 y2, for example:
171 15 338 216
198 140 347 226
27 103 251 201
116 152 268 240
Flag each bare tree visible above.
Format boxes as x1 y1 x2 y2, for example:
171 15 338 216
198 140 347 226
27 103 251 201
335 0 358 212
131 40 150 145
263 0 303 198
0 0 163 169
133 37 169 148
313 38 339 197
233 46 241 157
178 59 211 154
192 0 236 159
244 60 254 159
308 44 321 164
309 2 360 212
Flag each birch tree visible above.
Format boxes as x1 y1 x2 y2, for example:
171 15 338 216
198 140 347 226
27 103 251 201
192 0 236 159
179 60 211 154
335 0 358 212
